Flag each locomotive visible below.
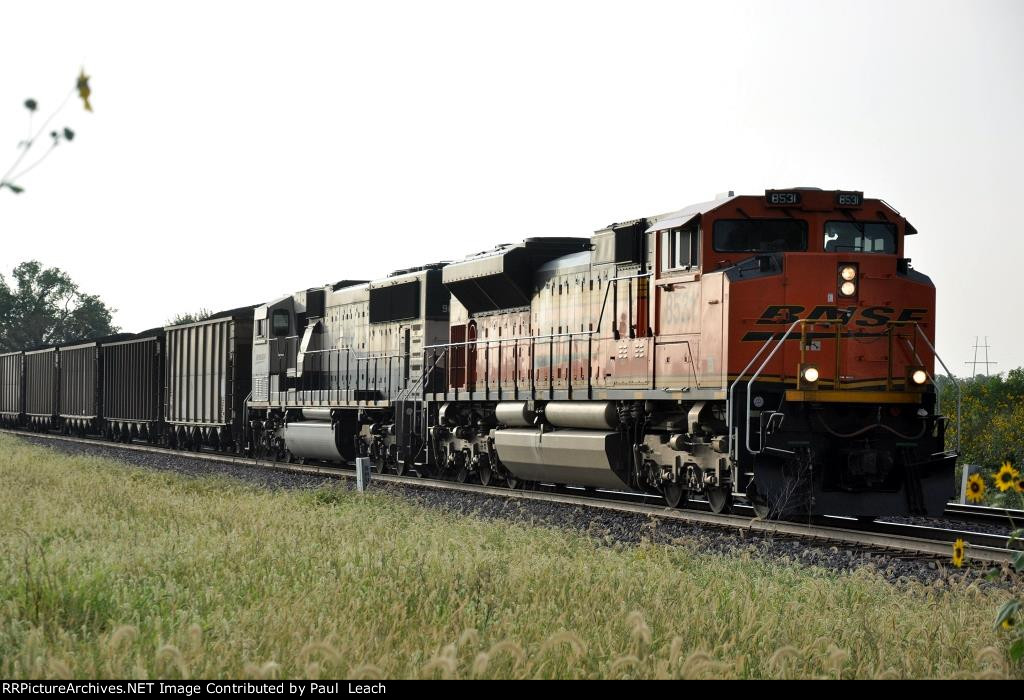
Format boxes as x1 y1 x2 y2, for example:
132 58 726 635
0 188 958 518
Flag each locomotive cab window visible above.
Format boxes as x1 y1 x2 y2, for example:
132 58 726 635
271 309 290 336
823 221 897 254
712 219 808 252
661 225 699 271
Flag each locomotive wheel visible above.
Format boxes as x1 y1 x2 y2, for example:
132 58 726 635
708 487 733 514
372 458 388 474
478 462 493 487
394 459 409 477
662 482 687 509
454 449 472 483
506 475 521 489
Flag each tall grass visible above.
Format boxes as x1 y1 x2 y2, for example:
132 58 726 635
0 435 1018 679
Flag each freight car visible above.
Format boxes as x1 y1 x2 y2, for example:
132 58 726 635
23 347 58 429
163 308 254 452
101 331 164 443
0 351 24 427
56 334 137 436
1 188 959 520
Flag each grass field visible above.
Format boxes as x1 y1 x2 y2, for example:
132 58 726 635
0 434 1019 679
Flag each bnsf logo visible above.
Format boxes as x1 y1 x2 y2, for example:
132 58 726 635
741 305 928 341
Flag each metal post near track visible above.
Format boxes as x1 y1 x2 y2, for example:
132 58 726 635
356 457 371 492
960 464 980 504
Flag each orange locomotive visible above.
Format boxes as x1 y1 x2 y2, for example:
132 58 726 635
427 188 957 518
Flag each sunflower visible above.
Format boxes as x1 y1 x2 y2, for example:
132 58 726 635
966 473 986 503
951 538 965 568
1015 477 1024 494
1002 616 1016 631
996 461 1020 493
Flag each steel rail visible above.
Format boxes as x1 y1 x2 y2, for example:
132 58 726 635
943 502 1024 527
2 429 1018 566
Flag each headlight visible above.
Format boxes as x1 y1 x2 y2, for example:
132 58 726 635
840 281 857 296
911 369 927 385
803 366 819 383
840 265 857 281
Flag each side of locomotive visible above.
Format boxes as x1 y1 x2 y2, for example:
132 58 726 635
245 267 449 470
422 189 956 517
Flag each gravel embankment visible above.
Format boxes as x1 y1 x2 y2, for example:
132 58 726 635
13 434 1014 587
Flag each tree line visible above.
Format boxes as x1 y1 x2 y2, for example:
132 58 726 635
939 371 1024 504
0 261 210 352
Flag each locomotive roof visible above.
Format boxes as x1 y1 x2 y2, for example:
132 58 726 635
536 250 592 274
645 193 736 233
442 237 592 313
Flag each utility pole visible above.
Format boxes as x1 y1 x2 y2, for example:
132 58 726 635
965 336 998 376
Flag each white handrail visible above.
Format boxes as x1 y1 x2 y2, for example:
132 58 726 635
725 328 787 460
744 319 808 455
912 324 962 454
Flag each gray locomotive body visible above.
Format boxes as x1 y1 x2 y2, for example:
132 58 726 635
245 266 449 471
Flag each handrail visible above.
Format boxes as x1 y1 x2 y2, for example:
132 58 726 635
735 319 960 457
425 330 593 350
911 324 962 454
726 326 787 460
743 318 809 455
595 272 653 339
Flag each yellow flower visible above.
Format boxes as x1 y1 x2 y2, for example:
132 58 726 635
966 473 986 503
996 461 1020 493
951 538 965 568
1002 616 1015 631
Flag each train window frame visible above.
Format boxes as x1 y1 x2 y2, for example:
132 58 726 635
661 225 700 272
271 309 290 336
823 220 898 255
255 319 267 338
712 219 808 253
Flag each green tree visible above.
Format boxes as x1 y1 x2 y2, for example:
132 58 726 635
939 369 1024 505
0 261 119 351
166 309 213 326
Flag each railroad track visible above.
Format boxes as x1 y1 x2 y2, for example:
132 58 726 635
943 502 1024 527
4 429 1020 566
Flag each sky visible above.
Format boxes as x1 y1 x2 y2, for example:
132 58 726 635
1 0 1022 374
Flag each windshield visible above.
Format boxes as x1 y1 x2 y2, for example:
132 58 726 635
712 219 807 252
824 221 897 254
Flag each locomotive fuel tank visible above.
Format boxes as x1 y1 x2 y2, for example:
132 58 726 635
494 401 534 427
278 420 344 462
544 401 618 430
492 428 628 489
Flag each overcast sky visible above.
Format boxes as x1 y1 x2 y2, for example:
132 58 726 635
2 0 1022 375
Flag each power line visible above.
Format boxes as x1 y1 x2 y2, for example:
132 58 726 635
965 336 998 376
